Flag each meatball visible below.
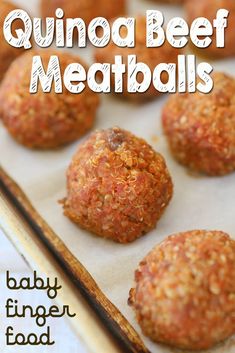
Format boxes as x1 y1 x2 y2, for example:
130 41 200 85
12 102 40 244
162 72 235 176
129 230 235 350
63 127 173 243
0 0 23 81
185 0 235 58
94 16 180 101
41 0 126 25
0 50 99 149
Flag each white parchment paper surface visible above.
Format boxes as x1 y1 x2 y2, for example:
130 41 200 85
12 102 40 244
1 0 235 352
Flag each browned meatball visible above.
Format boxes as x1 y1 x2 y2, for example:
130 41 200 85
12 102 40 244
0 0 23 81
63 127 173 243
41 0 126 25
185 0 235 58
0 50 99 149
95 16 180 101
162 72 235 176
129 230 235 350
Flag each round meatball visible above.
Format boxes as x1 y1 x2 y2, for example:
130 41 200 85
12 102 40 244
0 50 99 149
63 127 173 243
185 0 235 58
41 0 126 25
0 0 23 81
162 72 235 176
94 16 180 101
129 230 235 350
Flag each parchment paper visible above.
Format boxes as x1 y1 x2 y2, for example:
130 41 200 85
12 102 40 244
1 0 235 352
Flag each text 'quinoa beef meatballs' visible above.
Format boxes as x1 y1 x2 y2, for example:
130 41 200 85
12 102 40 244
162 72 235 176
41 0 126 25
129 230 235 350
0 50 99 149
0 0 23 81
94 16 180 102
185 0 235 58
63 127 173 243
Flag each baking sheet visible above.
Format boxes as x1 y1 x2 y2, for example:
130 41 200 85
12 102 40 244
1 0 235 352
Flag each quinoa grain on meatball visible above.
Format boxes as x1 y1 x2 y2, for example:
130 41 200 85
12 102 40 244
63 127 173 243
162 72 235 176
129 230 235 350
0 50 99 149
